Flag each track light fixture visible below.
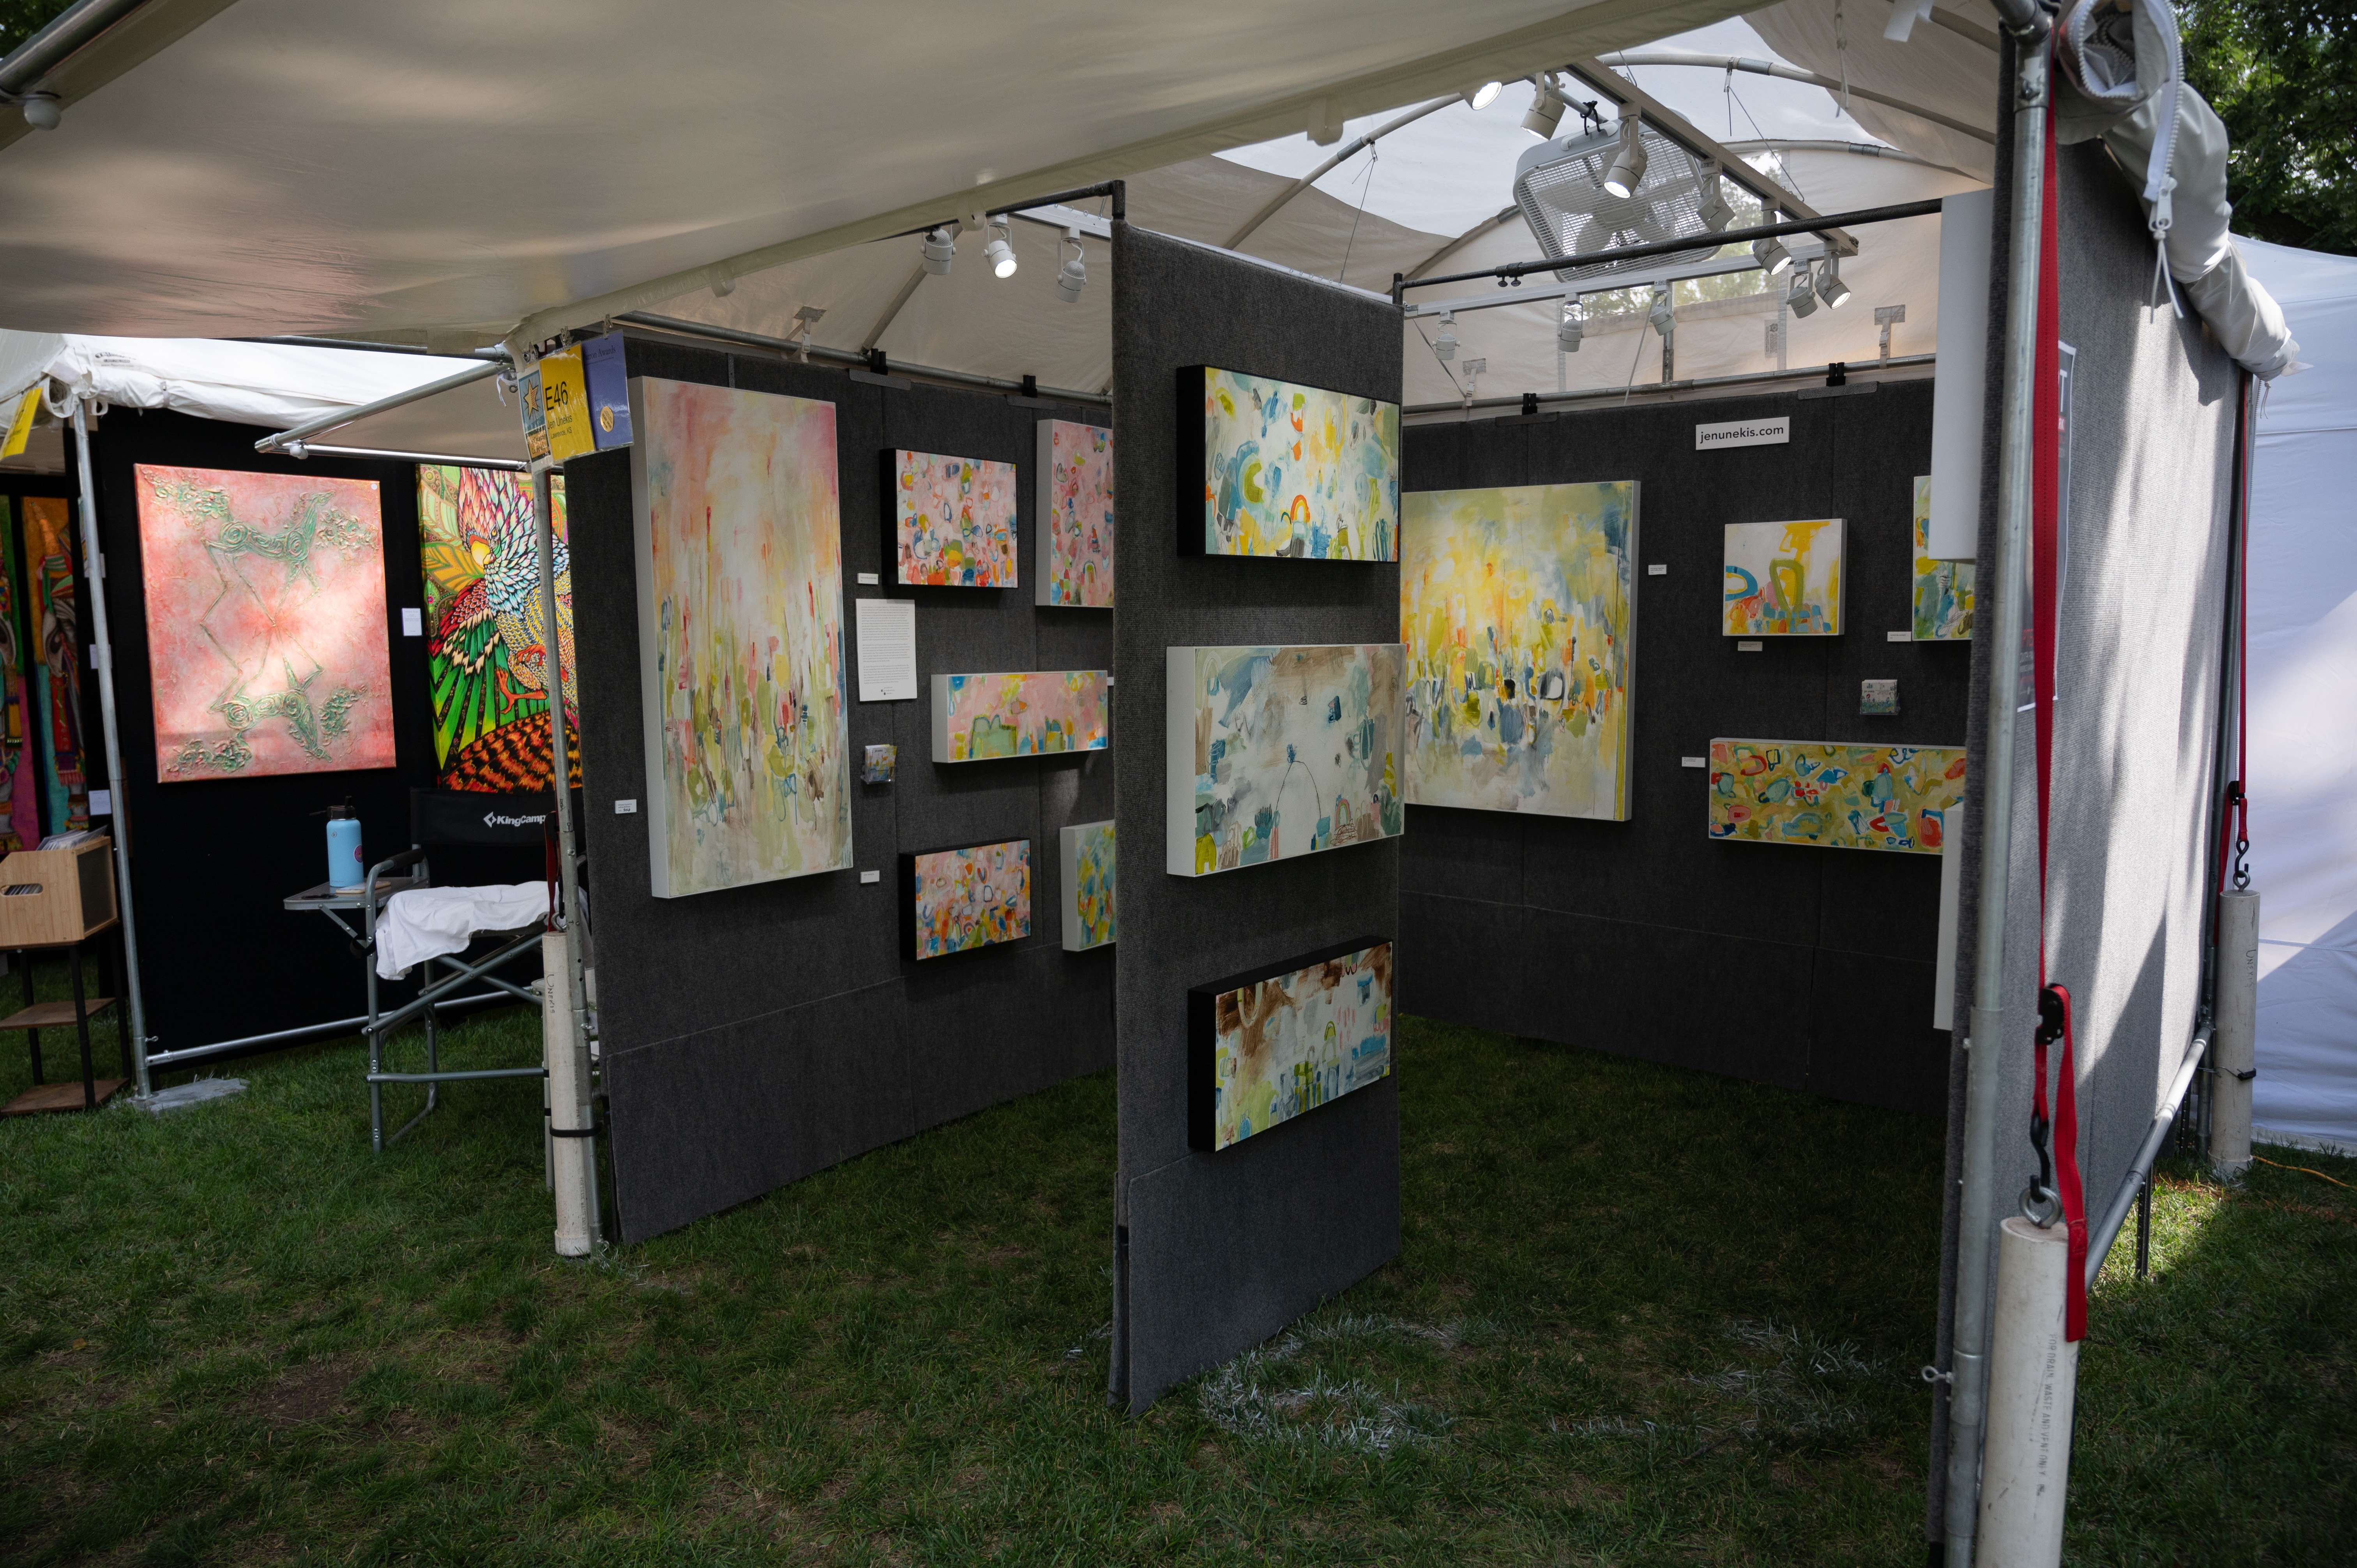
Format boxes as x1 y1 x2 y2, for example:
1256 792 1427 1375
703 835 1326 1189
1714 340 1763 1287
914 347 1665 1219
1434 311 1459 361
1055 228 1088 304
921 226 956 276
1695 163 1734 233
1753 221 1793 277
1815 253 1852 308
1557 301 1584 354
1646 286 1675 339
1602 113 1648 200
1463 79 1503 110
1787 263 1819 318
1521 75 1566 139
20 93 60 131
984 216 1018 279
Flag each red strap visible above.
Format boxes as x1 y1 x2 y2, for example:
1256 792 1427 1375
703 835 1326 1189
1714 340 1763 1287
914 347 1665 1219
2215 375 2255 893
2028 66 2089 1341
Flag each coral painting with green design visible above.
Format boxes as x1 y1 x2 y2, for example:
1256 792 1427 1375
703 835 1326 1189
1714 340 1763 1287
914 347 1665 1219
134 466 395 780
417 466 578 791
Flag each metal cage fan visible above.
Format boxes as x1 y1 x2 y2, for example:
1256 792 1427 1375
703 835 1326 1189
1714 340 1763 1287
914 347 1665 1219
1512 117 1729 284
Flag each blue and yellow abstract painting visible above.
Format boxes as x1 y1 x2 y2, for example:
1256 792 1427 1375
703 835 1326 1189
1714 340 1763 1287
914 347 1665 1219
1708 738 1965 854
1198 941 1393 1151
1911 475 1974 641
1191 367 1398 560
1060 819 1115 951
1724 518 1844 636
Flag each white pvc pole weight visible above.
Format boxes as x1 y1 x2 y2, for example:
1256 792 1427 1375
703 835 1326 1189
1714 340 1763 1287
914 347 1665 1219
2209 887 2258 1178
544 931 593 1257
1976 1216 2079 1566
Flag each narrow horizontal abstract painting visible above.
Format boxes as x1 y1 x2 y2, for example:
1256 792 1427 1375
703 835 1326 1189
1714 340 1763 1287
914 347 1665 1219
1060 819 1115 951
632 378 854 897
1707 739 1965 853
1165 643 1405 876
1911 475 1974 641
1182 367 1399 560
930 670 1110 763
1724 518 1844 636
1189 938 1393 1151
1402 480 1639 819
893 449 1018 587
136 466 396 781
906 837 1031 960
1035 420 1113 607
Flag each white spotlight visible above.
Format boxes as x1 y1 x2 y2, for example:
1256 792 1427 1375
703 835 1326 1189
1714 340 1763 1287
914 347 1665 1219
1602 114 1648 200
1557 302 1584 354
1646 286 1675 339
1753 230 1793 277
1434 311 1459 361
1787 263 1819 318
1055 228 1088 304
20 94 60 131
1695 163 1734 233
1463 80 1503 111
1815 254 1852 308
921 226 956 276
1521 76 1566 139
984 217 1017 279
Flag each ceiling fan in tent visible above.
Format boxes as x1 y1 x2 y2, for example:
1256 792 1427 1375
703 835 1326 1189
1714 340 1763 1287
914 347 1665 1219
1512 109 1736 284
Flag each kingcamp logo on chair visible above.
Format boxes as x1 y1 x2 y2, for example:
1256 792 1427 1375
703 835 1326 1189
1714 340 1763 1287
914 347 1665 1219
483 812 549 829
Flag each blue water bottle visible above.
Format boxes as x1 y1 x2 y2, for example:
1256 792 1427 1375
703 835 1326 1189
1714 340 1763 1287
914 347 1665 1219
326 801 364 891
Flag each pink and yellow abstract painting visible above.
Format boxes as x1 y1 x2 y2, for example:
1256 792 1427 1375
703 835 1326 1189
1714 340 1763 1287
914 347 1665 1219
930 670 1110 763
894 449 1018 587
633 379 853 897
135 466 395 780
910 837 1031 959
1035 420 1112 607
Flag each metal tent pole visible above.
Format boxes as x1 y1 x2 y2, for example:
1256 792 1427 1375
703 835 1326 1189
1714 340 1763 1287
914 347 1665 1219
67 395 149 1096
1944 11 2051 1564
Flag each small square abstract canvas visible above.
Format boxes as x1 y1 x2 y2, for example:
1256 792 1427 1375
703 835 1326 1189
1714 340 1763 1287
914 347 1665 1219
1183 367 1399 559
1912 476 1974 640
1402 480 1639 820
893 449 1017 587
1860 679 1900 717
907 837 1031 959
1060 819 1115 951
862 743 896 784
632 378 854 897
1707 739 1965 853
1190 939 1393 1151
136 466 396 780
1035 420 1112 607
931 671 1109 762
1724 518 1844 636
1166 643 1405 876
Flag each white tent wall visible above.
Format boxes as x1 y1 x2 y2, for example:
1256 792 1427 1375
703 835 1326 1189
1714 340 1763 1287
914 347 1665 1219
2239 238 2357 1156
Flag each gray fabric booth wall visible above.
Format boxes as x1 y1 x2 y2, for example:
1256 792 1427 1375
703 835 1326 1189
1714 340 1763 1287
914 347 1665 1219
568 336 1114 1245
1399 379 1962 1116
1110 227 1405 1413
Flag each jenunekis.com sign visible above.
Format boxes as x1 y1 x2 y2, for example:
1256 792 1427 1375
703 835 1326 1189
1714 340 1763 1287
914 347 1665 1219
1694 416 1791 451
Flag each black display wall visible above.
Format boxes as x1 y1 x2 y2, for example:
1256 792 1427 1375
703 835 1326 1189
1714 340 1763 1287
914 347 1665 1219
86 410 455 1059
1399 379 1961 1116
570 334 1114 1245
1110 226 1404 1413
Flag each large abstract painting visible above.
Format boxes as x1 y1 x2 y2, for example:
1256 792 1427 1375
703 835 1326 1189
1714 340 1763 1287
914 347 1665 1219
906 837 1032 959
930 670 1110 763
1165 643 1405 877
1911 476 1974 641
417 466 577 791
632 378 853 897
1182 367 1399 560
1707 738 1966 854
1189 938 1393 1151
135 467 396 781
1723 518 1845 636
1401 480 1639 820
893 449 1018 587
1060 819 1115 951
1035 420 1112 607
19 498 84 828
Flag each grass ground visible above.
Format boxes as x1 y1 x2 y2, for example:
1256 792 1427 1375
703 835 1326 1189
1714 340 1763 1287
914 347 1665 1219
0 966 2350 1566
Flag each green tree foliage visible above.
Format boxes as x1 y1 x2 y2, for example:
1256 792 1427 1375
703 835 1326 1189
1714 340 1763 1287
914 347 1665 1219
0 0 73 58
2180 0 2357 254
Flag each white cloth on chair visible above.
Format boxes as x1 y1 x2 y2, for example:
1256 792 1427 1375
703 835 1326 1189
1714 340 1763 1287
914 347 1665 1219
374 883 549 980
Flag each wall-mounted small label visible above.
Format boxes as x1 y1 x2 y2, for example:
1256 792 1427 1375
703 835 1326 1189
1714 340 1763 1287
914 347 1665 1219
1887 630 1912 643
856 571 880 585
1681 756 1707 768
1647 563 1668 576
1695 415 1790 451
1737 640 1763 652
89 789 112 815
614 799 638 815
401 607 424 637
859 869 881 885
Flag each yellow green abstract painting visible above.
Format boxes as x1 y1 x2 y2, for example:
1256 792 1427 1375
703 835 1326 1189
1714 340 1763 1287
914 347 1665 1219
1911 475 1974 640
1401 481 1638 820
1193 940 1392 1151
1060 819 1114 951
1188 367 1398 560
1724 518 1844 636
1707 738 1965 854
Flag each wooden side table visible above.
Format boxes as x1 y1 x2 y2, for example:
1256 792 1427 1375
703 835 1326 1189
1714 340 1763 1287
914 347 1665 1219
0 918 124 1114
0 834 127 1116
